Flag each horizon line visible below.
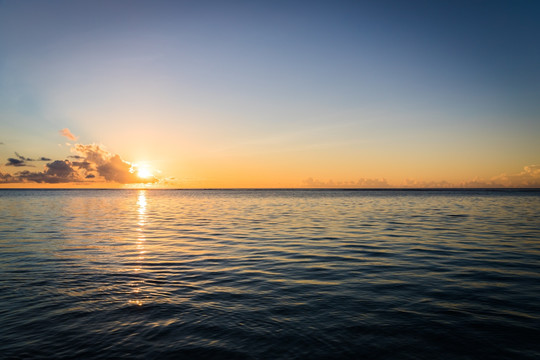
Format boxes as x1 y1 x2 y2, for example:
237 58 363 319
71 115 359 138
1 187 539 191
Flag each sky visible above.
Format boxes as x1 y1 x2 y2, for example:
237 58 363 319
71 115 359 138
1 0 539 188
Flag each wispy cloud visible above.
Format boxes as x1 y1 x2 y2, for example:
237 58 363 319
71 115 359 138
13 152 50 162
59 128 79 141
15 152 32 161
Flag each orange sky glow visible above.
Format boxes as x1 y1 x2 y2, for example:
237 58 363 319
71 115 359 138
1 2 539 188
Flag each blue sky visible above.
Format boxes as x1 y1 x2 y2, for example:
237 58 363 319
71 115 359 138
1 0 539 187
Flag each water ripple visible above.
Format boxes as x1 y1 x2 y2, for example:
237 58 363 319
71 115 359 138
1 189 539 359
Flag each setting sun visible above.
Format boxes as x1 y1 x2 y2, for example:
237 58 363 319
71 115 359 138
1 2 539 359
136 166 153 179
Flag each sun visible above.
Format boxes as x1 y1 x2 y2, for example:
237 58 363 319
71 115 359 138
136 166 153 179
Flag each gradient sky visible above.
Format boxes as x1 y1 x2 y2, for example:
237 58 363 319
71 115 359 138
1 0 539 187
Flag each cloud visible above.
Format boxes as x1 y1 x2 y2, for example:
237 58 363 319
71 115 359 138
72 161 93 170
0 171 16 182
96 155 141 183
489 165 540 188
0 160 81 184
16 152 51 162
74 144 157 184
407 165 540 188
301 165 540 189
13 161 81 184
4 152 52 167
402 179 456 188
303 177 390 188
45 160 78 179
73 144 110 166
59 128 79 141
5 158 30 167
15 152 32 161
1 143 158 185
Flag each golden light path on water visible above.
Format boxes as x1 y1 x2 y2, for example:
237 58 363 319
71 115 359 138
0 190 539 358
130 190 147 306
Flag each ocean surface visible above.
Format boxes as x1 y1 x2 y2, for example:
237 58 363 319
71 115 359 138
0 189 539 359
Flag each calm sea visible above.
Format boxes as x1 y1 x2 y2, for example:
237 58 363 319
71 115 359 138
1 189 539 359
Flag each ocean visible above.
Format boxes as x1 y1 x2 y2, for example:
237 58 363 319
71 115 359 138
1 189 539 359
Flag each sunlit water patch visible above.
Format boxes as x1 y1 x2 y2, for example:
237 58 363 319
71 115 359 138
1 189 539 359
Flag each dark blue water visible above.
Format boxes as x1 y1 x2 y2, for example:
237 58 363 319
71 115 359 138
1 189 539 359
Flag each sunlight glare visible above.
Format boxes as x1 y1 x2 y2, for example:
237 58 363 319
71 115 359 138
137 166 153 179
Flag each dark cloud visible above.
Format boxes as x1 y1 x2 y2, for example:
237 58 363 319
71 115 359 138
1 159 84 184
15 152 29 161
0 171 16 183
5 158 31 167
1 143 158 185
45 160 77 179
5 153 52 166
72 161 93 170
7 161 82 184
14 170 60 183
15 152 44 161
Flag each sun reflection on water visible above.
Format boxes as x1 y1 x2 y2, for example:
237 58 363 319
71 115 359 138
130 190 147 306
137 191 147 218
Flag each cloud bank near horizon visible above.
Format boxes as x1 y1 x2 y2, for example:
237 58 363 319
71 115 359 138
303 177 391 188
1 128 538 188
0 143 157 185
303 165 540 188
